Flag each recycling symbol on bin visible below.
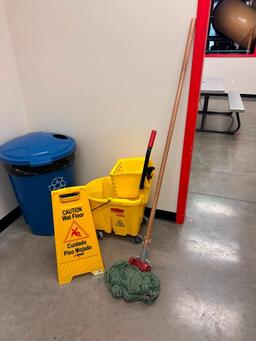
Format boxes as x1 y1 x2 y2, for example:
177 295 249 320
48 177 67 192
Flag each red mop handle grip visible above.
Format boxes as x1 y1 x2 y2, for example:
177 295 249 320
148 130 157 148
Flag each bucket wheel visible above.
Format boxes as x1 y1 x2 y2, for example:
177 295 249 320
97 231 104 240
134 234 143 244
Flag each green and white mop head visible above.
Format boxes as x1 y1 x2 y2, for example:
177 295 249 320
104 260 160 305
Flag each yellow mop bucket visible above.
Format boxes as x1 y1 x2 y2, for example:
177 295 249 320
86 176 145 242
51 185 104 285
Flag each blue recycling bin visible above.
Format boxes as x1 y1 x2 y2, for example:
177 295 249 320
0 132 76 235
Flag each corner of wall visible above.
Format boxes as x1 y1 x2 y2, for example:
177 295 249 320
0 0 29 218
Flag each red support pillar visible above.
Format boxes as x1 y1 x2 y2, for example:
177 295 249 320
176 0 211 224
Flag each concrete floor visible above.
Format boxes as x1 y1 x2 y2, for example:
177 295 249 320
1 99 256 341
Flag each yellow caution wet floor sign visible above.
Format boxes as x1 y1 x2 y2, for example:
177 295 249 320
51 186 104 285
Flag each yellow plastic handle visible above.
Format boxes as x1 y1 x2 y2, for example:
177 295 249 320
57 187 81 203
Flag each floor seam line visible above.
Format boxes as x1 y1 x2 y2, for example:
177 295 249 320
189 191 256 204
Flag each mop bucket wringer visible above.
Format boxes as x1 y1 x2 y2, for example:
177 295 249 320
109 157 154 201
86 157 155 242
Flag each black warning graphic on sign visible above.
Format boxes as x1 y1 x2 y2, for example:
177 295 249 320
116 220 125 227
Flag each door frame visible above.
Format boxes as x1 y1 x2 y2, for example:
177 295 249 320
176 0 211 224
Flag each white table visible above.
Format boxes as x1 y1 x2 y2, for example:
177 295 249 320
201 77 225 94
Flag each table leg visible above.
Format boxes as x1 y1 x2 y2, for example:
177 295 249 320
200 94 209 130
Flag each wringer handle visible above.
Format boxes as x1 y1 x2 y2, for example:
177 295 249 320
139 130 157 190
144 18 196 248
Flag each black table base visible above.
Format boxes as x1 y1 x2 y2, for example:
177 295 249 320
197 93 241 134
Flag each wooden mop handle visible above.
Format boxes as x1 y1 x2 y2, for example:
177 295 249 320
144 18 196 247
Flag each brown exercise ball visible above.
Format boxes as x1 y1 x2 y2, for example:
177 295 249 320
214 0 256 49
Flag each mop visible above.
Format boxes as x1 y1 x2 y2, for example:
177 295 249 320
104 18 196 304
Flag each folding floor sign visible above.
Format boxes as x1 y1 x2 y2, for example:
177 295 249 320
51 186 104 285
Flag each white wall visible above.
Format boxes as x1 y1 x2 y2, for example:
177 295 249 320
204 57 256 94
4 0 198 212
0 0 28 219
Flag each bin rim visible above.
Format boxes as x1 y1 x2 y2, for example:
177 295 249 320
111 196 143 206
0 131 76 167
88 195 143 206
87 196 112 204
86 176 144 206
4 153 75 176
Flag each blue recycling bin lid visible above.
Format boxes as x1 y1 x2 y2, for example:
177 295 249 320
0 132 76 167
